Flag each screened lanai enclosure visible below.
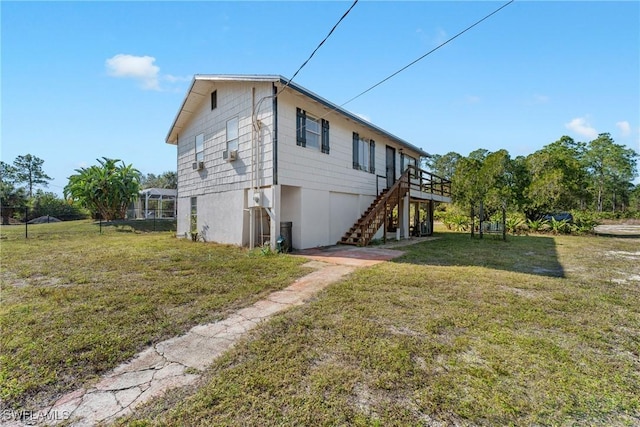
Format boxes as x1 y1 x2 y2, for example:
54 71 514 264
129 188 177 219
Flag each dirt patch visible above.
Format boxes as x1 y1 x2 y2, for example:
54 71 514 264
1 271 29 288
1 271 64 288
605 250 640 260
595 224 640 237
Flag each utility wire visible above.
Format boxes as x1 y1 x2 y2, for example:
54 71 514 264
339 0 514 108
253 0 358 122
277 0 358 96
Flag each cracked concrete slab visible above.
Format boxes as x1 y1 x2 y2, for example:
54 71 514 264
94 369 156 392
158 334 234 370
10 246 405 427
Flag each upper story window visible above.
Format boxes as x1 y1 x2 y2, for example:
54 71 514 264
305 115 321 149
400 153 418 176
402 153 417 175
226 117 239 152
296 108 329 154
352 132 375 174
211 90 217 110
195 133 204 163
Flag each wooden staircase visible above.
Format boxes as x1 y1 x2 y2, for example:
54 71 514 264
339 170 410 246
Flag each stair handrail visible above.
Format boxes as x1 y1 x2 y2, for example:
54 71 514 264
354 168 411 241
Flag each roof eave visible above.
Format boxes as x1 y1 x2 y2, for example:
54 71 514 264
165 77 197 145
165 74 430 157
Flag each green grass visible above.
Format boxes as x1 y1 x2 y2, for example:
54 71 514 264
123 231 640 426
0 220 309 410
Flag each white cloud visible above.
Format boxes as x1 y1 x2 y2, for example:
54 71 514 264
433 27 448 46
416 27 447 46
564 117 598 140
616 120 631 137
533 94 549 104
105 54 160 90
466 95 481 104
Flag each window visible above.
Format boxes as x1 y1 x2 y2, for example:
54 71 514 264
195 133 204 163
400 153 418 178
402 154 417 176
352 132 375 173
211 90 217 110
296 108 330 154
190 197 197 234
305 115 321 149
226 117 239 152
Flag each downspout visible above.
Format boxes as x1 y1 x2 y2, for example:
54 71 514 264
267 83 279 250
272 83 278 186
249 87 256 249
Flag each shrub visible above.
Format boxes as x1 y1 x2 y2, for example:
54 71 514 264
527 218 549 233
570 211 600 234
549 217 571 234
31 191 90 221
505 215 526 234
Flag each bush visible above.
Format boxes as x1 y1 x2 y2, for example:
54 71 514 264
549 217 572 235
505 215 526 235
570 211 600 234
526 218 549 233
31 191 90 221
441 212 469 231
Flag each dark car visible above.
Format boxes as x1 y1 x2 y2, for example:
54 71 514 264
542 212 573 222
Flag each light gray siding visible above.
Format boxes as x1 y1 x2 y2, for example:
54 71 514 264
176 81 274 198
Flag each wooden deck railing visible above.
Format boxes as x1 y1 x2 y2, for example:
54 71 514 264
406 165 451 198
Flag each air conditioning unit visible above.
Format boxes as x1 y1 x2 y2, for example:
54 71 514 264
223 150 238 162
192 161 204 171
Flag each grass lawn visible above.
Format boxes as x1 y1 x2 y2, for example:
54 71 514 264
122 230 640 426
0 220 310 411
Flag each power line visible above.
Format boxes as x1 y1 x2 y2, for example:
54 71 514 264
278 0 358 96
253 0 358 123
339 0 514 108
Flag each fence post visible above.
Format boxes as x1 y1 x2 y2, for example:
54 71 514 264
25 206 28 239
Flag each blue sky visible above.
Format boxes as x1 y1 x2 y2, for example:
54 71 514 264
2 1 639 195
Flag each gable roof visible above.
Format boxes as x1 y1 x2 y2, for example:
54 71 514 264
165 74 429 157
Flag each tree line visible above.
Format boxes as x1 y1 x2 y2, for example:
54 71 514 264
427 133 639 223
1 154 176 223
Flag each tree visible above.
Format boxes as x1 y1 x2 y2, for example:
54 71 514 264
64 158 141 220
452 155 484 213
0 181 28 224
1 161 17 184
629 184 640 215
12 154 53 198
584 133 638 212
424 152 462 181
140 171 177 189
0 161 26 224
480 149 515 215
524 136 587 219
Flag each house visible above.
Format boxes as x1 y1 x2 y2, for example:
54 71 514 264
166 75 450 250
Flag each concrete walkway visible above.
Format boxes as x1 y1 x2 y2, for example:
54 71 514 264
9 246 407 427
